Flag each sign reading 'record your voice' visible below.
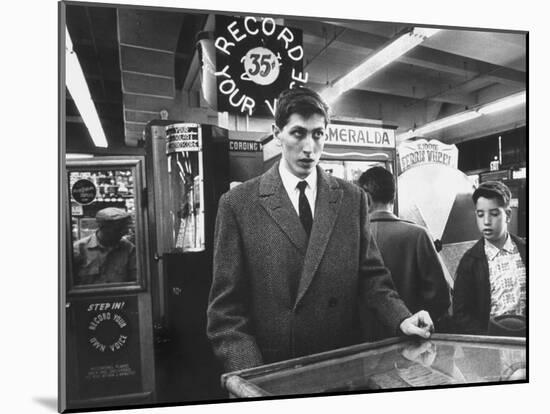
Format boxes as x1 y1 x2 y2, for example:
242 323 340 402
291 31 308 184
212 16 308 116
73 297 142 399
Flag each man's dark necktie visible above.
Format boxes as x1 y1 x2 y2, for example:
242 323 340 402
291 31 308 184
297 181 313 237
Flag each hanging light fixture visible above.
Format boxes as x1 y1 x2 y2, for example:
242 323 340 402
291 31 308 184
396 90 526 142
321 27 441 104
477 90 526 115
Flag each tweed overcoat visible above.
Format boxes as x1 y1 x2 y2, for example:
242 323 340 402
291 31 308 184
362 210 450 340
206 163 411 372
452 234 526 334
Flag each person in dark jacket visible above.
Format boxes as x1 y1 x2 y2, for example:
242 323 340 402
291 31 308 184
358 167 450 340
207 87 435 373
452 181 526 335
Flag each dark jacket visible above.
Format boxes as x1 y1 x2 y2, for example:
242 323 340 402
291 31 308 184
207 164 411 372
452 234 527 335
363 211 450 340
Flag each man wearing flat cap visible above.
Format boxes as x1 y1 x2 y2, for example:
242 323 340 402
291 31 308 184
73 207 137 285
453 181 526 335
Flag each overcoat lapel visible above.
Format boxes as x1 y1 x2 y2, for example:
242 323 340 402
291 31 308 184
259 164 308 255
295 167 343 307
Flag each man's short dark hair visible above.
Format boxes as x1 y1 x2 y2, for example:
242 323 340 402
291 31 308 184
472 180 511 208
358 166 395 204
274 87 330 129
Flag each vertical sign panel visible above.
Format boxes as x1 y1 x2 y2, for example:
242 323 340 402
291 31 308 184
71 296 142 400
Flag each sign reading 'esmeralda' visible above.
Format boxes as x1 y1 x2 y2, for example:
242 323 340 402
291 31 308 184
325 124 396 148
213 15 308 116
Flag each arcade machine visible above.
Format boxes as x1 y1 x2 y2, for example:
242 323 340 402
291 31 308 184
227 130 267 185
396 139 480 289
143 121 229 402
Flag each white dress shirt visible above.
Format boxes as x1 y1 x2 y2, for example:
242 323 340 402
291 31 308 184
278 161 317 218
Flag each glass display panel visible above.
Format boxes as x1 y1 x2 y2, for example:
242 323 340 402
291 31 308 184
66 159 146 293
318 160 346 179
319 160 390 182
234 336 525 396
344 160 390 182
164 123 205 252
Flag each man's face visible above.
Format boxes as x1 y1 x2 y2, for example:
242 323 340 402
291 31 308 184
475 196 511 246
273 113 326 179
99 221 129 245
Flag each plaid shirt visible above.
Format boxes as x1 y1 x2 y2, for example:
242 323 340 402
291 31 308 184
484 234 526 317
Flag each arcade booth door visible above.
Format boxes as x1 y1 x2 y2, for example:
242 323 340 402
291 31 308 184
143 121 229 403
63 156 155 412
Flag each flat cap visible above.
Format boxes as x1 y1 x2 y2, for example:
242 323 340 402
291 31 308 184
95 207 130 224
473 180 511 206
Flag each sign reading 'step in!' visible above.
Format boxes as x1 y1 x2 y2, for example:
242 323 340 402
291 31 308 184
398 139 458 174
199 15 307 116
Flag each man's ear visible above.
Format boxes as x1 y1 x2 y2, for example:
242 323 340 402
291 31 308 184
272 124 281 146
505 207 512 223
366 191 373 207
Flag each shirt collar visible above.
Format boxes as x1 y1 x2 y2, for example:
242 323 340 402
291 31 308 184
278 160 317 193
484 233 515 260
370 210 397 221
502 233 516 253
86 232 101 249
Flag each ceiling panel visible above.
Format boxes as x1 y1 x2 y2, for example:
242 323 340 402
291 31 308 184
424 30 527 71
64 5 526 151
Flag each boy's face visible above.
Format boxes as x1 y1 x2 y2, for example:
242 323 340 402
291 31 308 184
273 112 326 179
475 196 511 246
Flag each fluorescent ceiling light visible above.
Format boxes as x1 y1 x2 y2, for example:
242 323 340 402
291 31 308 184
396 90 526 141
477 90 526 115
65 27 108 148
321 27 441 104
397 110 481 141
414 111 481 135
66 153 94 159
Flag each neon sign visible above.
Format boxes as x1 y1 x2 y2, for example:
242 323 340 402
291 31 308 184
205 15 308 116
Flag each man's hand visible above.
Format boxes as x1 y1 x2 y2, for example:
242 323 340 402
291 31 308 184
399 310 434 339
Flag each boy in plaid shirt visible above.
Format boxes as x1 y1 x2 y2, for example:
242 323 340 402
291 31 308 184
453 181 526 335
